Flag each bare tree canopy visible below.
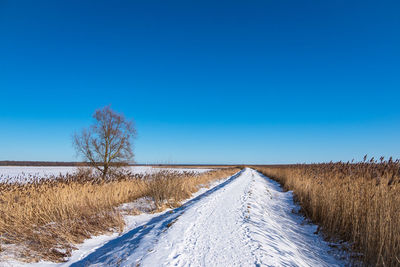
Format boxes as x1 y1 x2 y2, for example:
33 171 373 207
73 106 136 178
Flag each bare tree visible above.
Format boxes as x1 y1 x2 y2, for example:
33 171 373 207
73 106 136 178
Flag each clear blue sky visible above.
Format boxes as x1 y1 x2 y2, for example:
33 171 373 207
1 0 399 164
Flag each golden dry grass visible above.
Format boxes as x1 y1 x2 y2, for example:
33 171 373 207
254 158 400 266
155 165 234 169
0 167 239 262
147 168 240 209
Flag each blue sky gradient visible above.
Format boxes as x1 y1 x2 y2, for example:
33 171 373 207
1 0 399 164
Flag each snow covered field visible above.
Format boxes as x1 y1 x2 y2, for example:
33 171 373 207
7 168 345 266
0 166 210 182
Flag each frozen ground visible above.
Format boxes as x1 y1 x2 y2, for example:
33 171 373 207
0 166 211 182
7 168 345 266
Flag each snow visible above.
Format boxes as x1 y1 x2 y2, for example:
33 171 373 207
3 168 346 266
1 170 233 267
0 166 211 183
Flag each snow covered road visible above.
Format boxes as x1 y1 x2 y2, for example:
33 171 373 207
72 168 343 267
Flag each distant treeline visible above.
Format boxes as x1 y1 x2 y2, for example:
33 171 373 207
0 161 88 166
0 161 139 167
0 161 235 167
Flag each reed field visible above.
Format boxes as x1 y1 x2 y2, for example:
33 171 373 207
254 158 400 266
0 167 239 262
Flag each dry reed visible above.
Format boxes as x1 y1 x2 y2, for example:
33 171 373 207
0 167 239 262
254 158 400 266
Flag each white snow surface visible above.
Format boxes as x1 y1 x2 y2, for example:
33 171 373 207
0 166 210 182
4 168 345 267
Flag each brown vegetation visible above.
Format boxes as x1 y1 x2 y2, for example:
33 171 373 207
254 158 400 266
147 168 239 209
0 167 239 263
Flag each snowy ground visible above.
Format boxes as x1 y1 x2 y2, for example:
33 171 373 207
0 166 211 182
4 168 345 266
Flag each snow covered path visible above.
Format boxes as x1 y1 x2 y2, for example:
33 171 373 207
72 168 343 267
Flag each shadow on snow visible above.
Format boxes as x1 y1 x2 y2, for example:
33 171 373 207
71 169 244 267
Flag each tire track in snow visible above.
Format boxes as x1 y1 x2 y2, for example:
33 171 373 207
242 169 343 267
72 168 344 267
70 170 244 267
140 168 343 267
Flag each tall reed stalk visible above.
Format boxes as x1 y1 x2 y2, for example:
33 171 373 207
0 167 239 262
255 158 400 266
